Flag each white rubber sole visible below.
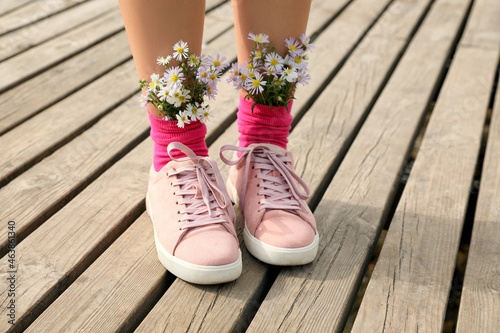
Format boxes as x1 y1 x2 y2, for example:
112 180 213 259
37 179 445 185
146 195 242 285
243 225 319 266
227 180 319 266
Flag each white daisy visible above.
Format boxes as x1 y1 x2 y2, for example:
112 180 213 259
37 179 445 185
225 63 240 83
205 83 218 100
157 56 171 66
246 72 266 94
297 72 311 85
172 40 189 60
139 94 150 108
197 67 210 83
187 54 201 67
165 66 184 89
265 52 284 72
148 73 160 90
207 54 227 70
285 37 303 56
185 103 201 121
177 89 191 105
199 105 213 123
282 67 298 82
248 32 269 44
167 89 182 107
158 86 171 101
176 110 191 128
207 69 221 85
299 33 315 51
292 55 308 70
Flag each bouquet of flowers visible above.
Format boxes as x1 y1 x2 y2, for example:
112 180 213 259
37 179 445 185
139 41 228 127
226 33 313 109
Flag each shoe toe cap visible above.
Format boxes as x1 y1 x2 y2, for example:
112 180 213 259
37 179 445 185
175 226 239 266
255 210 316 248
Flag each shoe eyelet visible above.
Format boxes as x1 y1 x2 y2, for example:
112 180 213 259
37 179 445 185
175 201 178 204
170 182 173 186
256 184 259 187
177 211 180 214
251 166 254 169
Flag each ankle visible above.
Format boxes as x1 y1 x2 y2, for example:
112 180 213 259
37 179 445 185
236 96 293 151
148 110 208 171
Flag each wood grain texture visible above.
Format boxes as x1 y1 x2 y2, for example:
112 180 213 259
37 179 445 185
290 0 433 199
0 139 152 332
0 30 132 135
352 5 499 333
0 56 137 184
0 0 118 61
0 0 87 36
455 0 500 331
0 97 148 253
205 0 227 12
456 76 500 333
25 213 168 332
0 0 32 16
135 0 396 331
0 8 124 93
202 1 233 44
246 0 471 331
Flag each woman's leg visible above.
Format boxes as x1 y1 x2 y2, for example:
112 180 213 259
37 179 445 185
232 0 312 150
119 0 208 171
224 0 319 266
119 1 242 284
118 0 205 117
232 0 312 66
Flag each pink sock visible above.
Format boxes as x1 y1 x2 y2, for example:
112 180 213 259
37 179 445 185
148 110 209 171
237 95 293 151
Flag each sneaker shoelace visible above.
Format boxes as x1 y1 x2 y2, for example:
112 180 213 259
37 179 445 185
167 142 235 232
220 144 311 215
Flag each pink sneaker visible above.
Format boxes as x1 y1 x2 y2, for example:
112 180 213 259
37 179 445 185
146 142 242 284
220 143 319 265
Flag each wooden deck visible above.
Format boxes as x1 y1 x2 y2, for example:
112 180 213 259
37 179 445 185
1 0 499 332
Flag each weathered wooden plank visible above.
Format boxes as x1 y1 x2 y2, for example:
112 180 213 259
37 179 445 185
246 0 472 331
25 213 168 332
352 4 499 333
134 0 400 331
0 12 242 254
0 0 87 36
0 56 137 186
0 0 118 61
0 139 152 332
456 77 500 333
0 30 131 135
202 1 233 44
0 8 124 93
205 0 227 12
455 0 500 331
0 0 32 16
0 97 148 253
